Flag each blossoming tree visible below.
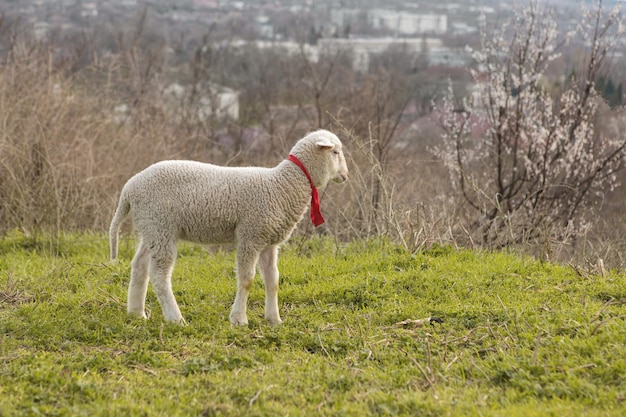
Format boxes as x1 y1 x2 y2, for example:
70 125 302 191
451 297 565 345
433 0 626 246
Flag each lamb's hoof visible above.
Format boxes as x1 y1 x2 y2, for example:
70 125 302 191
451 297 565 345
128 309 148 320
266 317 283 327
230 315 248 327
163 315 186 326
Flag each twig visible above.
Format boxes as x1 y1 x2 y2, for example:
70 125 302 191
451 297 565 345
98 287 123 306
129 364 157 376
317 333 331 359
249 385 274 407
400 349 437 393
394 317 444 328
590 315 626 336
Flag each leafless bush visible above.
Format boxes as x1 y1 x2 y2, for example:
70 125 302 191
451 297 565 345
0 25 189 234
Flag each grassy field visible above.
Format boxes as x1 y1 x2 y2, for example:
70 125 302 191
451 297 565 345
1 232 625 416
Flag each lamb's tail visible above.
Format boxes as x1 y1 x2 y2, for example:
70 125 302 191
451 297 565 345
109 190 131 261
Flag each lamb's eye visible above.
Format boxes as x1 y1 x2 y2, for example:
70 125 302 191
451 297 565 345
333 150 340 155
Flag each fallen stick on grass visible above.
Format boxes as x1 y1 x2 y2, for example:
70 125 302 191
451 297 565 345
395 317 444 327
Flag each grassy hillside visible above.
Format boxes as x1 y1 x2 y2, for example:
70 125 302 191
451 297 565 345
1 232 625 416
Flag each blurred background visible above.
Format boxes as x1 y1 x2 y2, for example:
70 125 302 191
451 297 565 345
1 0 625 268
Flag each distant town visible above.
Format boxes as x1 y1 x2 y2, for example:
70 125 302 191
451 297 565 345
0 0 586 76
2 1 602 120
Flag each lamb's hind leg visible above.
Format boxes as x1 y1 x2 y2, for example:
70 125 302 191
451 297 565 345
148 241 185 324
127 239 150 318
230 243 260 326
259 245 282 326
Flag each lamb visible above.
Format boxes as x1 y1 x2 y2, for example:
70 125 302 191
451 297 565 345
109 129 349 326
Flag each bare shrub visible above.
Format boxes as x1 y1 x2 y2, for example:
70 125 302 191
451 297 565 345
0 26 182 234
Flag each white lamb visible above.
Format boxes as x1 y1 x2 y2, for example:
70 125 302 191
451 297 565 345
109 129 349 326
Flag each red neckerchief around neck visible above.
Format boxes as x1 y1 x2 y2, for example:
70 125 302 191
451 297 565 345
287 154 325 227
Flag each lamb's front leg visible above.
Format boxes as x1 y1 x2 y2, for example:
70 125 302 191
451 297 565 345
230 244 260 326
259 245 281 326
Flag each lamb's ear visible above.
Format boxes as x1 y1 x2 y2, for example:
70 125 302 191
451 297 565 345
316 141 335 151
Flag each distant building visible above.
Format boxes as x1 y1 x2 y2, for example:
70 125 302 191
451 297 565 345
369 10 447 35
162 82 239 122
319 37 467 72
254 15 274 39
81 2 98 18
193 0 218 7
33 21 50 40
230 37 467 74
329 8 362 28
319 38 422 72
231 40 319 62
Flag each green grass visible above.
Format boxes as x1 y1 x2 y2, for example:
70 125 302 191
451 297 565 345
1 231 625 416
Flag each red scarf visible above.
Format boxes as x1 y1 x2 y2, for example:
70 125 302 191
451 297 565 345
288 154 325 227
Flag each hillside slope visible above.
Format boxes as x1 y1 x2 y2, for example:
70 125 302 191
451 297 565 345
1 233 625 416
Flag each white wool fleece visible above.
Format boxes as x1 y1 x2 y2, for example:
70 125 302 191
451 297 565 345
109 129 349 325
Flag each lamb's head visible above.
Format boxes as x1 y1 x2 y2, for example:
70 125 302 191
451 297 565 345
290 130 349 188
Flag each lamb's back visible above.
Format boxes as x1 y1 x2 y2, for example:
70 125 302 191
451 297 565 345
123 160 291 244
126 160 267 201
